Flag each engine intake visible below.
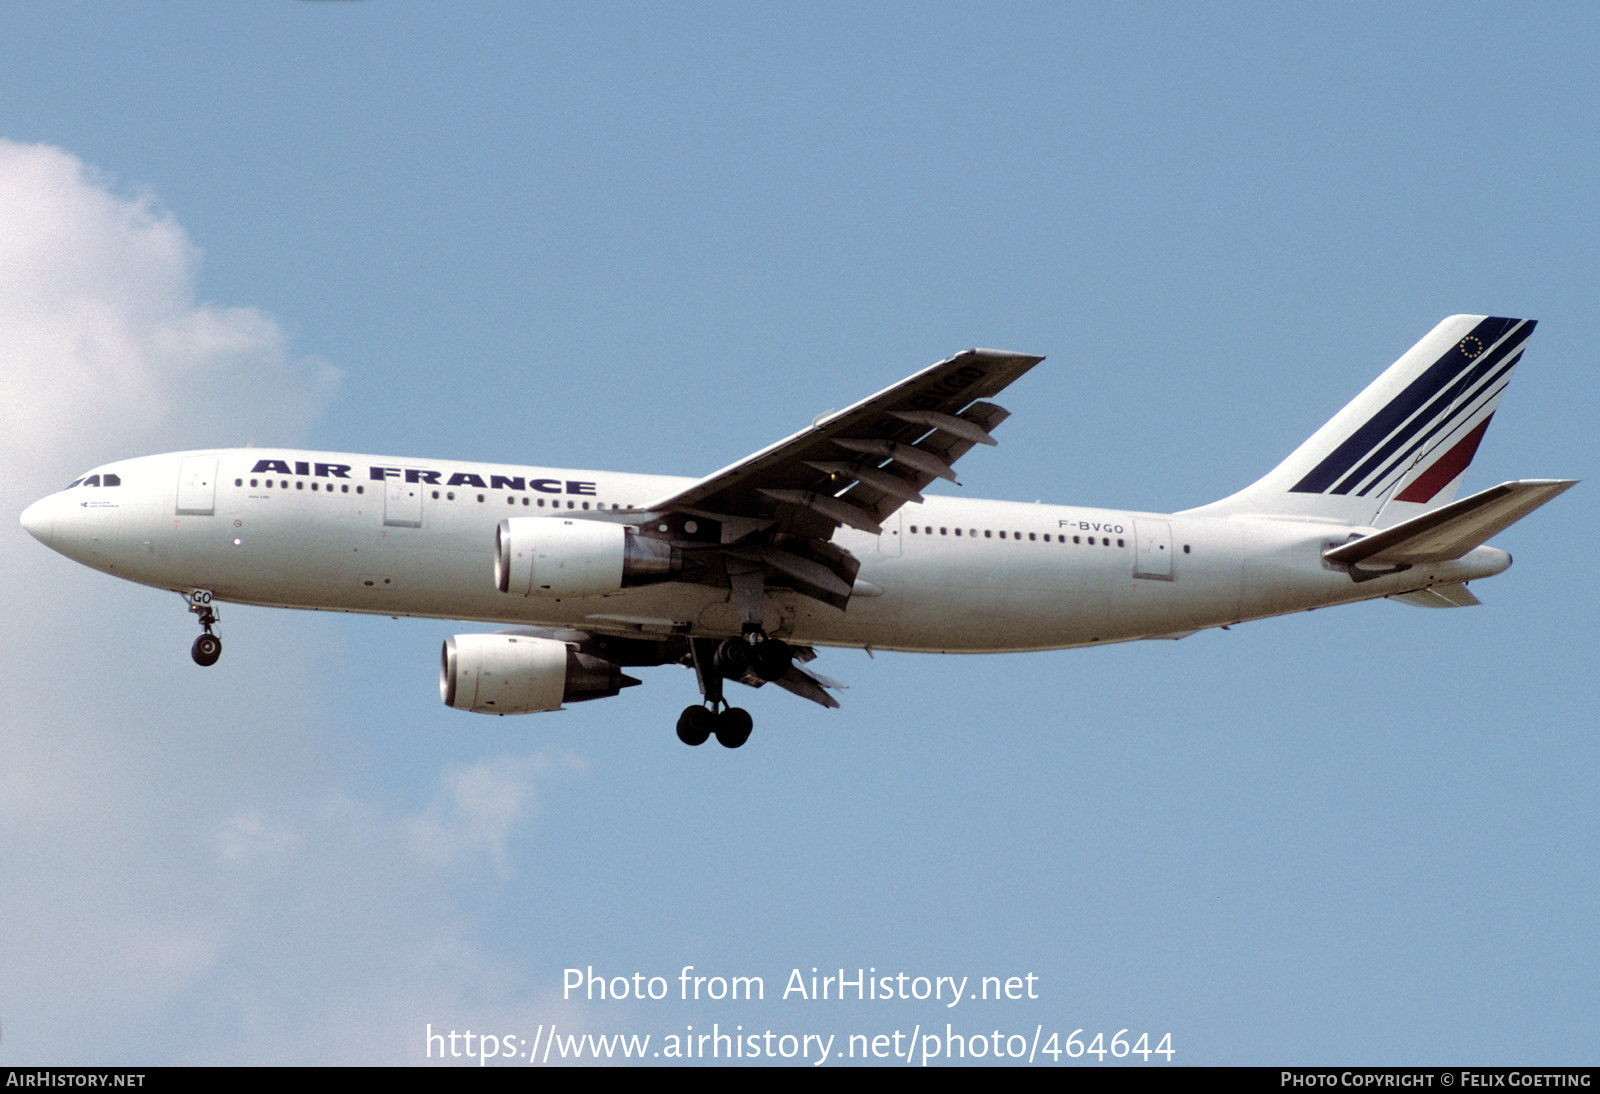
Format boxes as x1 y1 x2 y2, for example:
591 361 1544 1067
495 517 679 598
441 633 639 714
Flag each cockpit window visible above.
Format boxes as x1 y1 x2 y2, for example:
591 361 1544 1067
66 478 85 489
83 475 100 487
65 472 120 489
102 473 120 486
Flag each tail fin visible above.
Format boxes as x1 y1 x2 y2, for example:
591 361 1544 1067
1184 316 1537 526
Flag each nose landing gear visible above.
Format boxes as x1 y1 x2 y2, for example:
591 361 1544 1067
192 632 222 667
186 589 222 667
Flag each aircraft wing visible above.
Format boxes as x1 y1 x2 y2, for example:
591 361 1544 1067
642 348 1044 540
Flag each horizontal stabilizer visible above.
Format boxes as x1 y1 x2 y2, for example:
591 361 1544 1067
1324 479 1576 568
1388 583 1482 608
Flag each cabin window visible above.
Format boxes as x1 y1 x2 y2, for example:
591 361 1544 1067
234 478 242 487
477 494 485 503
1117 538 1124 547
987 530 994 538
356 486 364 494
1075 536 1082 544
940 527 947 535
250 479 258 487
1184 544 1191 553
432 491 440 499
342 484 349 493
447 492 455 501
1029 533 1036 541
954 528 962 536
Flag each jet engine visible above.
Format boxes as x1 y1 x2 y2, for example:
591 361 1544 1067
494 517 679 598
441 633 640 714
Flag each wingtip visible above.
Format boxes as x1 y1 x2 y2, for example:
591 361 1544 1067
966 348 1046 363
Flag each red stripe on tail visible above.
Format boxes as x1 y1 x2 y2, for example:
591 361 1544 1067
1394 415 1494 504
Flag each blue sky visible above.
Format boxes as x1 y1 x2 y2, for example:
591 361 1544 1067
1 3 1595 1065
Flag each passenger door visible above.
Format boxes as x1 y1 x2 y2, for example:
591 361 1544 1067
176 456 218 516
1132 519 1174 580
384 474 423 528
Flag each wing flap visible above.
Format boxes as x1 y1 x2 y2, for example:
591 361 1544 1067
772 663 844 709
1388 583 1482 608
1324 479 1576 568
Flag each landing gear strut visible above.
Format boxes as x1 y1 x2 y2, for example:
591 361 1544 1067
187 589 222 667
677 560 795 749
677 635 782 749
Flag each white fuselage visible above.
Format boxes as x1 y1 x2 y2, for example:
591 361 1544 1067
22 448 1512 652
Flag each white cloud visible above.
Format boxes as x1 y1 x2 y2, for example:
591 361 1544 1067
0 142 580 1063
0 139 339 486
408 751 589 877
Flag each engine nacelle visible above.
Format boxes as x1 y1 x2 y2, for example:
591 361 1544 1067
441 633 638 714
495 517 678 598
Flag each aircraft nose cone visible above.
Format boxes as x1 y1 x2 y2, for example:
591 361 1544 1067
20 496 54 546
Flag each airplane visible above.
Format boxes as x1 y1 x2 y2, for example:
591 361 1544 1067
19 314 1575 750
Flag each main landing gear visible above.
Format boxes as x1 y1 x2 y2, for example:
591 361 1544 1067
711 633 793 682
676 703 753 749
187 589 222 667
678 634 794 749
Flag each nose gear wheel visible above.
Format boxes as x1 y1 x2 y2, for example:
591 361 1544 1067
191 633 222 667
186 589 222 667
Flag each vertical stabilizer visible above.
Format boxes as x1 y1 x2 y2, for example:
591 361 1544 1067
1183 316 1536 526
